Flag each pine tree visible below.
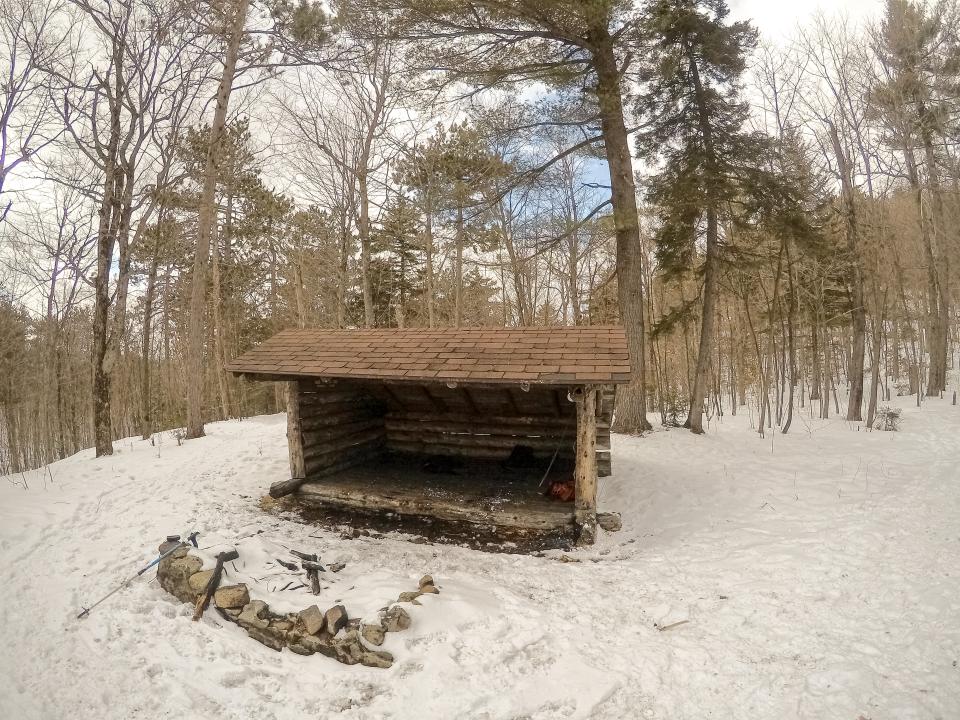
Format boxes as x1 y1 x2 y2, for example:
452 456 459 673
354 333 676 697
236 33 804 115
635 0 767 433
370 0 655 430
871 0 959 396
371 196 424 328
398 123 508 327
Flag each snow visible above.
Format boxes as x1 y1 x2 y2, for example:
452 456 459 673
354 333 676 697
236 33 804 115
1 397 958 719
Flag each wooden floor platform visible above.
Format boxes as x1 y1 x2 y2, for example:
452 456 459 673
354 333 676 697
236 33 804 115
294 452 577 544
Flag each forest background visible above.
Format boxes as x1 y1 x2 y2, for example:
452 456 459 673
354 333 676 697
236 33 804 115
0 0 957 473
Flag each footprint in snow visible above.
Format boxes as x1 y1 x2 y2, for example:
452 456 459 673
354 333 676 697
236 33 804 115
220 669 252 688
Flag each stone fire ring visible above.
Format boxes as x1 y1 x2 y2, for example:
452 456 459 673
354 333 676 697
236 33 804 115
157 545 439 668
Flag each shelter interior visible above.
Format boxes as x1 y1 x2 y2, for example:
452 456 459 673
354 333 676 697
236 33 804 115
285 378 614 545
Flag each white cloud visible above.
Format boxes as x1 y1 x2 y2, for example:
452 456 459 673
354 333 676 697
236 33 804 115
730 0 883 41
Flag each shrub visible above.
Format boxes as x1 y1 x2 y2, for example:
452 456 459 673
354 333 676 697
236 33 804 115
874 405 902 431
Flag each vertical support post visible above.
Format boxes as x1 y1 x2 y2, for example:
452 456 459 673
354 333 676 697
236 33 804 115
286 380 305 480
574 385 598 545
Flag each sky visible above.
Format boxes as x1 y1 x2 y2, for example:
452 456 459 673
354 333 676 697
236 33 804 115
729 0 884 40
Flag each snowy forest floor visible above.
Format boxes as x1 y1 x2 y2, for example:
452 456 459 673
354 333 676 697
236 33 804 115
1 394 958 720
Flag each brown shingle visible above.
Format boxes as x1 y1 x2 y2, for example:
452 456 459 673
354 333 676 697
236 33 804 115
225 326 632 386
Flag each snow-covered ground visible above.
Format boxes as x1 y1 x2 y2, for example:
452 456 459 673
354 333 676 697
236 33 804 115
1 395 958 719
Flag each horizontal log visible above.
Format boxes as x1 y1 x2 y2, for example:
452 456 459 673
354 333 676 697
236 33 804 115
233 372 302 382
386 428 574 453
304 442 384 473
303 427 386 462
299 399 383 418
387 438 573 461
299 390 374 406
301 418 385 445
300 408 384 430
386 412 578 428
307 452 383 480
384 419 576 439
269 477 309 499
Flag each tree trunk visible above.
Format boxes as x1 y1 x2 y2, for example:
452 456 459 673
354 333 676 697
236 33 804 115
782 239 797 434
685 45 720 434
337 216 349 328
424 207 435 328
591 30 650 433
140 235 161 440
454 204 464 328
826 121 865 421
90 41 125 458
866 293 886 428
687 208 718 434
358 171 374 328
185 0 249 439
211 220 231 420
920 123 948 395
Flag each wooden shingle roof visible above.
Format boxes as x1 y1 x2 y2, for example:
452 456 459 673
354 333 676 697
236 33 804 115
226 326 631 385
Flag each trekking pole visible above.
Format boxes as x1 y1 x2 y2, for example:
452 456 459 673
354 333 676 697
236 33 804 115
76 531 199 619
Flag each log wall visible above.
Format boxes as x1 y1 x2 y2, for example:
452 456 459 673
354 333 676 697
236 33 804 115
298 381 387 479
384 412 578 462
293 379 616 480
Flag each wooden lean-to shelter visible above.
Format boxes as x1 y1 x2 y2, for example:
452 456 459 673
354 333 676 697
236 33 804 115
226 327 631 545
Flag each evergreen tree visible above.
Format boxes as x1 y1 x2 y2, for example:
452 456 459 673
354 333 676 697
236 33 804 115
368 0 656 430
372 196 424 327
870 0 959 396
635 0 767 433
398 122 508 327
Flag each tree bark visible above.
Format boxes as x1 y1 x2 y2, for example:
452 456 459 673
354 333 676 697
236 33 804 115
90 36 125 458
826 121 865 421
140 231 161 440
591 30 650 433
782 239 797 434
454 203 464 328
687 208 718 433
358 171 374 328
920 120 949 395
424 206 435 327
866 293 886 428
185 0 249 439
685 43 719 434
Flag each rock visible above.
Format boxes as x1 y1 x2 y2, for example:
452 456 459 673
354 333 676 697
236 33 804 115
325 605 348 635
360 649 394 669
418 574 434 588
214 584 250 609
299 605 325 635
157 553 203 603
298 633 337 659
238 600 269 630
170 545 189 559
419 584 439 595
329 562 346 573
288 642 314 656
382 606 411 632
223 608 241 619
188 570 214 595
271 620 293 632
333 629 364 665
361 622 386 646
597 512 622 532
397 591 422 603
247 626 285 652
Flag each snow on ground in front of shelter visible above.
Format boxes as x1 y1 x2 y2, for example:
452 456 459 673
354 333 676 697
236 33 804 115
1 395 958 720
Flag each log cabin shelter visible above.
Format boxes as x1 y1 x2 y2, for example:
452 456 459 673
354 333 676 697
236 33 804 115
226 326 631 546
